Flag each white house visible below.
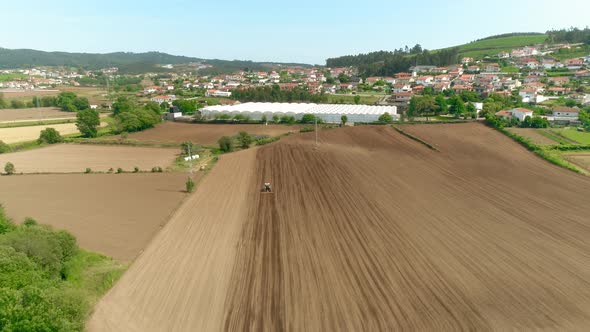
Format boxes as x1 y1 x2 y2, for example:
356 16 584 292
496 108 534 121
552 106 579 121
519 88 537 103
511 108 534 121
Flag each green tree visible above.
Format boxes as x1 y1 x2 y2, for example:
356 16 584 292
272 115 280 123
435 95 448 114
261 114 267 124
112 96 134 115
73 97 90 110
0 93 6 108
4 162 15 175
56 92 77 111
354 95 361 104
10 100 25 109
218 136 233 152
76 109 100 138
237 132 253 149
341 115 348 126
37 128 63 144
378 112 393 124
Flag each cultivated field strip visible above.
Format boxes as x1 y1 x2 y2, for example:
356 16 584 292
91 124 590 331
88 149 257 332
0 144 177 173
127 122 302 145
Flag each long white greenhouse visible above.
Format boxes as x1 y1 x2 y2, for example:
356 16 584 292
201 102 398 123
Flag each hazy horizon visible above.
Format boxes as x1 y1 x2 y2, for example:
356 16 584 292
2 0 589 65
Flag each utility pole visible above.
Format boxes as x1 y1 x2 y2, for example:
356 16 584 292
315 116 318 146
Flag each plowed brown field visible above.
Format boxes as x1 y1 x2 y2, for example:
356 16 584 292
0 173 191 261
126 122 302 145
0 144 177 173
90 123 590 331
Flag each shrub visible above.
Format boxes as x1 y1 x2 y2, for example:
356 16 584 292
151 166 163 173
107 168 114 173
37 128 63 144
0 140 10 154
300 126 315 133
133 166 139 173
218 136 234 152
84 168 92 174
378 112 393 124
23 218 38 227
237 132 253 149
4 162 15 175
186 177 195 193
255 136 280 146
116 168 123 174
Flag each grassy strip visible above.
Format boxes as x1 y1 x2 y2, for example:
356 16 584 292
548 144 590 151
538 130 571 145
393 126 439 151
0 118 76 129
76 138 181 149
487 122 584 174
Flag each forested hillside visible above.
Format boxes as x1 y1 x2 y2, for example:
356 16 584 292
326 46 459 76
0 48 311 73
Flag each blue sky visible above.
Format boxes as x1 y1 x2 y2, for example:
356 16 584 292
1 0 589 64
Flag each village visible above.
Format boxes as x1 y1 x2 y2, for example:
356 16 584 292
1 42 590 127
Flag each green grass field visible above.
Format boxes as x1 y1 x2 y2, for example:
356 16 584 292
326 94 382 105
441 34 547 59
0 73 28 82
552 128 590 144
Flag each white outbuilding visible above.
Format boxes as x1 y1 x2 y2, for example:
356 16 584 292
201 102 398 124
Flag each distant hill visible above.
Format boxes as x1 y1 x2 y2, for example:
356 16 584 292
0 48 312 74
326 32 548 76
447 33 547 59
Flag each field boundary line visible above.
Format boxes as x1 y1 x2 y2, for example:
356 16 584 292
392 126 439 151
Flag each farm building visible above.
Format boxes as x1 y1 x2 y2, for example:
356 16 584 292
201 102 398 123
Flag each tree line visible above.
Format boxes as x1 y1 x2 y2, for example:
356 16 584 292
230 85 329 103
0 92 90 112
546 27 590 44
325 47 460 76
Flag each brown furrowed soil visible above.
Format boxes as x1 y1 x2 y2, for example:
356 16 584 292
0 107 73 122
0 173 191 261
506 127 558 145
91 123 590 331
126 122 302 145
89 149 257 331
0 144 177 173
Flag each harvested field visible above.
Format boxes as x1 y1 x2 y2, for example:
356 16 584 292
1 87 108 104
0 122 82 143
506 127 559 145
0 144 177 173
126 122 302 145
91 123 590 331
0 107 73 122
0 173 192 261
564 153 590 173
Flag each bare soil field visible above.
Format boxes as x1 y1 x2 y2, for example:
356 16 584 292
2 87 108 104
126 122 302 145
0 107 74 122
0 173 192 261
506 127 558 145
89 149 257 331
91 123 590 331
564 153 590 173
0 144 177 173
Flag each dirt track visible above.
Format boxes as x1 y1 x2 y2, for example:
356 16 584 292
127 122 302 145
0 144 177 173
90 123 590 330
0 173 190 261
